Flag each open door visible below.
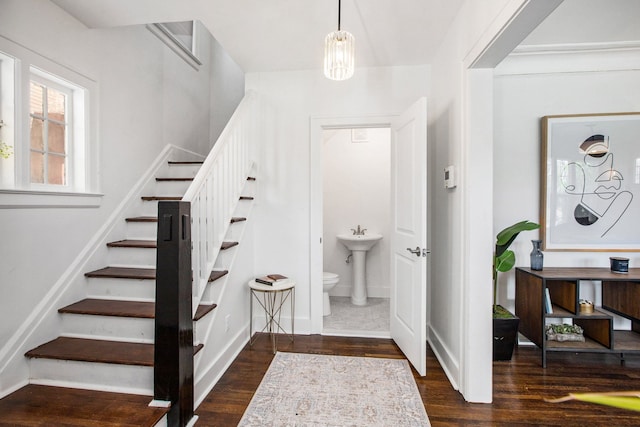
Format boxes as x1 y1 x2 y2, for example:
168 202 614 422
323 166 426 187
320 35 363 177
390 97 428 376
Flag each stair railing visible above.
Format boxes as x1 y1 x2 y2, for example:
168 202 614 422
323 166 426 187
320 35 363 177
154 91 260 426
182 90 259 314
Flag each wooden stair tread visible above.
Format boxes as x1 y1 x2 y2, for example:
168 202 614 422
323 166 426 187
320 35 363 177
209 270 228 282
59 299 155 318
86 267 227 282
60 298 217 321
141 196 182 201
25 337 155 366
85 266 156 280
247 176 256 181
26 337 203 366
126 216 158 223
221 241 238 250
155 177 194 181
124 217 244 225
239 196 254 200
168 161 203 165
194 303 218 321
0 384 167 427
107 239 156 248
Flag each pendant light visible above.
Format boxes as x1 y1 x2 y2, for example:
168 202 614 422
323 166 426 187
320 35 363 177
324 0 355 80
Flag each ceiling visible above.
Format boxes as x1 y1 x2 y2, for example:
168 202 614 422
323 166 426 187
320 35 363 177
51 0 465 72
522 0 640 47
51 0 640 73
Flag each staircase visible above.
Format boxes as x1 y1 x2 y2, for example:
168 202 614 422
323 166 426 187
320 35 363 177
0 162 256 426
0 92 263 426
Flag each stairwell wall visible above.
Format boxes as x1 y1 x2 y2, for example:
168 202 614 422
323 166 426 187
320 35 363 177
0 0 244 396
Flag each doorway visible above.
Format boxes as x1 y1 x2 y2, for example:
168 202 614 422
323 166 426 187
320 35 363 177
309 100 428 377
309 115 396 335
320 127 391 338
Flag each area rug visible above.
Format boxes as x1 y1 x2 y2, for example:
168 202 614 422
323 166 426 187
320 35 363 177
238 352 431 426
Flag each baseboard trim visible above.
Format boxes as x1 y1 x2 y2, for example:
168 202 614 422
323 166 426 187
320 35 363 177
194 324 249 408
428 325 460 391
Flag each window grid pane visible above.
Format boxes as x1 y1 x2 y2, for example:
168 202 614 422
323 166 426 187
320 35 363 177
30 117 44 151
48 154 65 185
30 151 44 184
29 80 68 186
29 82 44 117
48 122 65 154
47 87 65 122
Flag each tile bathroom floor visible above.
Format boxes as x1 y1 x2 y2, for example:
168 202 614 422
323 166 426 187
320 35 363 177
322 297 390 338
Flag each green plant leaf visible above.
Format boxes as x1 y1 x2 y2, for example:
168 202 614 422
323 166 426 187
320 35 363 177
495 220 540 258
495 250 515 273
546 392 640 412
493 219 540 310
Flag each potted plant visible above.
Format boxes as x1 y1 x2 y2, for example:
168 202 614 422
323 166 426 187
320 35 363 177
493 220 540 360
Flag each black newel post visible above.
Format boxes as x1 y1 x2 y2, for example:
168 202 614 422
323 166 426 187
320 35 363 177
155 201 194 427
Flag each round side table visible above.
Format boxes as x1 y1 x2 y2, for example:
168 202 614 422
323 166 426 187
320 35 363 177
248 279 295 354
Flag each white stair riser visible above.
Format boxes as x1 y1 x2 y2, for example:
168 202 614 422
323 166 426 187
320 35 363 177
140 200 164 217
86 277 156 300
29 358 153 395
199 280 220 305
140 199 185 217
224 223 243 242
235 200 253 217
193 316 213 344
153 415 168 427
165 164 201 178
126 221 158 240
214 248 235 269
107 247 156 267
154 180 192 196
61 314 154 342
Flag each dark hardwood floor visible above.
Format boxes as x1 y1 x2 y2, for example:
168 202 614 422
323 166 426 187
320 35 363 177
196 333 640 426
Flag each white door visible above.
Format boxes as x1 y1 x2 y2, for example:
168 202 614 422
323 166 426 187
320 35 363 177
390 98 428 376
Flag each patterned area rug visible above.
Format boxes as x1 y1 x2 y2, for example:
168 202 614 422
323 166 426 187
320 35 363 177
238 352 431 426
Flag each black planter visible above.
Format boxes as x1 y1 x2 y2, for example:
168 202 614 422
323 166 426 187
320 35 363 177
493 314 520 361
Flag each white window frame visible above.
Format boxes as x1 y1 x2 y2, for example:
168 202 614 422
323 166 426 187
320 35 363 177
0 35 101 208
29 71 74 189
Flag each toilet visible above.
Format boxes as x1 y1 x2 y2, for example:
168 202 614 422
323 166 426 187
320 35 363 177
322 272 340 316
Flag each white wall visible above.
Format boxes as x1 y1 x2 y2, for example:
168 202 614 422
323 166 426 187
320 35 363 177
493 50 640 314
429 0 537 403
246 66 429 333
0 0 244 395
322 128 391 298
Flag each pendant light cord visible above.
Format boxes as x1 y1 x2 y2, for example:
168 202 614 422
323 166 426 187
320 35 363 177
338 0 342 31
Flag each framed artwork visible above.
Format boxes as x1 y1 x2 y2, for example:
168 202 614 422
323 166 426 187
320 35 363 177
541 112 640 251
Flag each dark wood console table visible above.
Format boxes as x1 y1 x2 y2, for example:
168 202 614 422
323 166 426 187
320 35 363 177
515 267 640 367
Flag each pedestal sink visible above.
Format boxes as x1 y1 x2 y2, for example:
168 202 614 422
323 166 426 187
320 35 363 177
337 233 383 305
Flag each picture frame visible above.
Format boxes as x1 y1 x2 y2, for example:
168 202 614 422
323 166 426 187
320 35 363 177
541 112 640 251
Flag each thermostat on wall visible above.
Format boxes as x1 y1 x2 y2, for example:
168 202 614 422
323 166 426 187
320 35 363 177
444 165 456 189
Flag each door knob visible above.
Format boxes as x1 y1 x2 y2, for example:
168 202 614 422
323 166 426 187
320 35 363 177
406 246 421 257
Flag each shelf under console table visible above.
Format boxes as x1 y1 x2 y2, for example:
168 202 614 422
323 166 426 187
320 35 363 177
515 267 640 367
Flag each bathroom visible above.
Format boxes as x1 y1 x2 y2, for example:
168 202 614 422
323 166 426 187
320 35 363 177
321 127 391 337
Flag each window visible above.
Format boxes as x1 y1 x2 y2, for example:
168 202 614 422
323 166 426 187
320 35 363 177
29 75 72 187
0 36 100 208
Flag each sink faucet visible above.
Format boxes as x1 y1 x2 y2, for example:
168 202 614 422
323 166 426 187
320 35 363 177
351 225 367 235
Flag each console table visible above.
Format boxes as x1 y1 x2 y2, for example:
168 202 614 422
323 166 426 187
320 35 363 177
515 267 640 367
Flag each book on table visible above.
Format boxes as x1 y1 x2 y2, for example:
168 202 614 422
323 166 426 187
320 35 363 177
255 274 288 286
544 288 553 314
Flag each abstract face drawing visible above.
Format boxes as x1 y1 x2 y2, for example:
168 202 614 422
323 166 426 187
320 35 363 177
561 134 633 238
